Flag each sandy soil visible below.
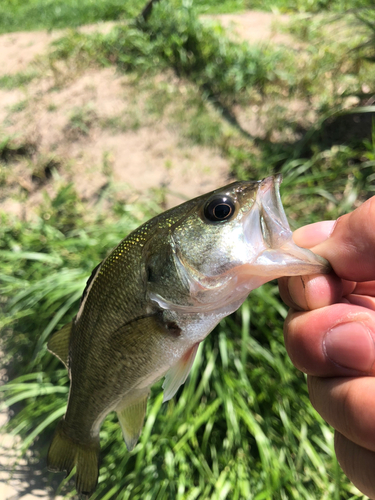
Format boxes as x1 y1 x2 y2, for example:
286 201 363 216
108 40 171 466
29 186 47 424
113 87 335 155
0 10 292 500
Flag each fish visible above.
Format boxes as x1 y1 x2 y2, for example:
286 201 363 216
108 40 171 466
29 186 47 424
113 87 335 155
46 175 330 496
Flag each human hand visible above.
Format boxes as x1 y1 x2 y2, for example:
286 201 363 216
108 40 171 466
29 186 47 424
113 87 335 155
279 197 375 498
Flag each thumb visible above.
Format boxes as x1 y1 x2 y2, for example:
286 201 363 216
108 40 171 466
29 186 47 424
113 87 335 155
312 197 375 282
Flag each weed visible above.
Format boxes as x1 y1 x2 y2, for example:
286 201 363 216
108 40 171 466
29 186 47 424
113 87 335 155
185 101 223 146
0 70 39 89
102 150 114 178
100 115 126 132
0 163 8 187
30 156 60 187
9 99 29 113
280 143 372 227
47 103 58 112
145 76 178 117
0 134 36 162
64 105 97 140
39 183 84 234
100 112 141 133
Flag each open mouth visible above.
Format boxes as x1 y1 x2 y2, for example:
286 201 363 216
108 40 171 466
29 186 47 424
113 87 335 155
244 175 331 277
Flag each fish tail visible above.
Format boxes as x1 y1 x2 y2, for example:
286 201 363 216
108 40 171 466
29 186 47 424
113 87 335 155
47 419 100 497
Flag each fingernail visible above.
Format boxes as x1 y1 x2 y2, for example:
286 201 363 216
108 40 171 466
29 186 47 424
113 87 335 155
325 219 337 238
287 276 308 310
292 220 336 248
324 322 375 373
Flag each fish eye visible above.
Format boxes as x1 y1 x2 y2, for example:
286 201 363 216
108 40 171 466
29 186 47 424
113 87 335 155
203 196 236 223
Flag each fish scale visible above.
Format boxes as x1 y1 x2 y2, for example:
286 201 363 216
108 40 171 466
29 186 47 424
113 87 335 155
46 176 330 497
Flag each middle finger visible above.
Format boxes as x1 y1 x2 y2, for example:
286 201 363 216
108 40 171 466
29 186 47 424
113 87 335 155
308 375 375 454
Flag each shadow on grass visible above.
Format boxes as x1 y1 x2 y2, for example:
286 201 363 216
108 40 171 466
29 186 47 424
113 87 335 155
258 109 375 168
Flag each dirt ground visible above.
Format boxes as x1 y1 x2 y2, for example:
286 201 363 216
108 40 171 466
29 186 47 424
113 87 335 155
0 11 291 500
0 11 293 218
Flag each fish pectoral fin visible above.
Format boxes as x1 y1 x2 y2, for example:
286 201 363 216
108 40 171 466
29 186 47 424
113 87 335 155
116 393 149 452
162 343 199 403
47 322 72 368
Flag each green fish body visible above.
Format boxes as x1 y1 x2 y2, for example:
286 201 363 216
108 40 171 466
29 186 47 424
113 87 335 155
47 176 329 496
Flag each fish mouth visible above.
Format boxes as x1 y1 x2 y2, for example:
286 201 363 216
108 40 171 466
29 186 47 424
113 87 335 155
243 174 331 277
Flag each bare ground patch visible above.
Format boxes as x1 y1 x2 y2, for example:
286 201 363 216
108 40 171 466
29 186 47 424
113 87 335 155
0 66 232 217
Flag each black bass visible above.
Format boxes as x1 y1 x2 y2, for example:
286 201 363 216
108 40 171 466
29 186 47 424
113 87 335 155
47 175 329 496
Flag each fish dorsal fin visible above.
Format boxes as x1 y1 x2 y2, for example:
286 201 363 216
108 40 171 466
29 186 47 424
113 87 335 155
47 322 73 368
116 392 149 451
162 343 199 403
76 260 103 321
80 261 102 305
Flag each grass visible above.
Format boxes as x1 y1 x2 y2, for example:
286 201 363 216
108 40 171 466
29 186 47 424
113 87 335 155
1 0 375 499
0 70 39 90
9 99 29 114
0 0 373 34
65 105 97 139
0 0 144 34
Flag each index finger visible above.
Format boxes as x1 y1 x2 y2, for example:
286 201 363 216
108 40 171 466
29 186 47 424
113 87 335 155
311 197 375 282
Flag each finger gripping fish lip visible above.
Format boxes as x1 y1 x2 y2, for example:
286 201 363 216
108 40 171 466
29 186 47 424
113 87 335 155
241 176 330 277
